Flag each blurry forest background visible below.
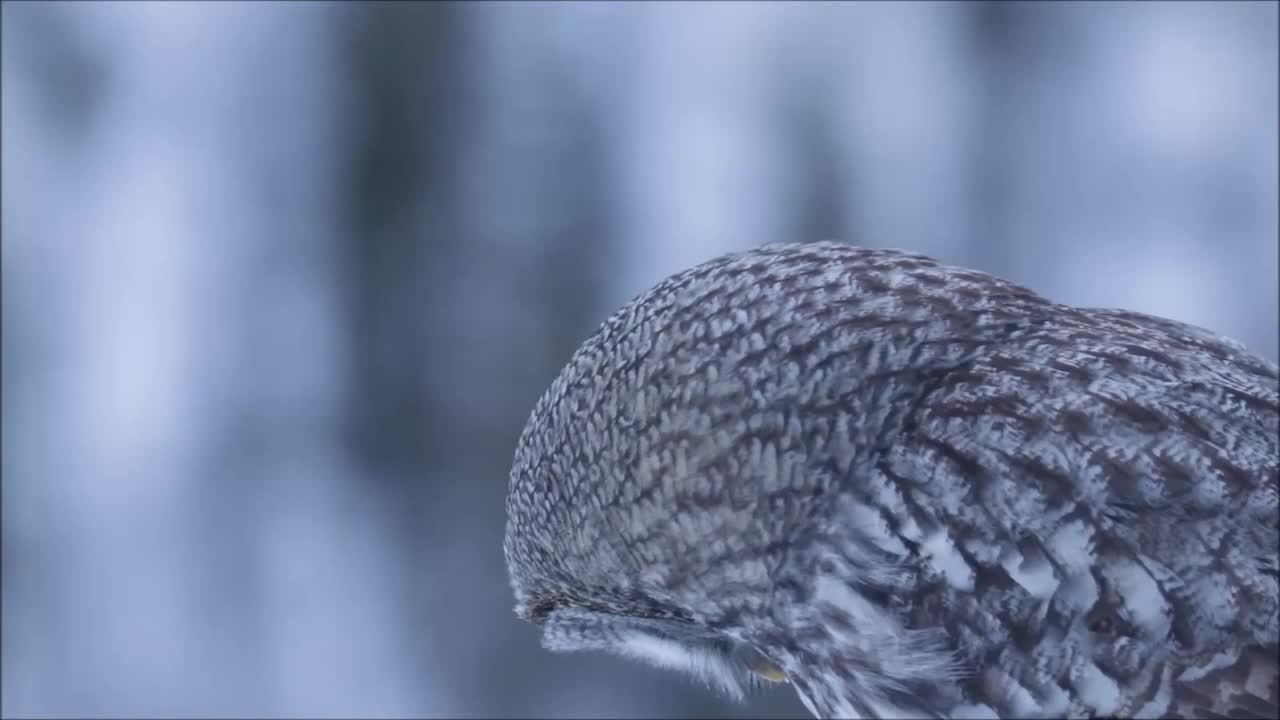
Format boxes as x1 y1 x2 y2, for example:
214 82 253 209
3 1 1276 718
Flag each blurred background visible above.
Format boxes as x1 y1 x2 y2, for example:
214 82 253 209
2 1 1276 718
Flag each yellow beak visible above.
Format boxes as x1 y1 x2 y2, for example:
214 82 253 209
752 662 788 683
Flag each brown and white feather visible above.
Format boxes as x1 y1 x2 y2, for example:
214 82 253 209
504 242 1279 719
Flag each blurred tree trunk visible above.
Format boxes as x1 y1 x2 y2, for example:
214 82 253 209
339 3 616 714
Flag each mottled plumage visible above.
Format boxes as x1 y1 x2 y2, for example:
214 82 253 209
504 242 1279 719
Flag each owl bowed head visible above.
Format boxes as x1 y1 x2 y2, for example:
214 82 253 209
503 242 1279 719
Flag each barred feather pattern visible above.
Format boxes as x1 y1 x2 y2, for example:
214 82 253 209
504 242 1279 719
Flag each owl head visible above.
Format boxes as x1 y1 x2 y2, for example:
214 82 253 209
503 242 1011 714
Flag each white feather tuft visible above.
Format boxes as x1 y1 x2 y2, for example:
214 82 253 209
617 632 748 700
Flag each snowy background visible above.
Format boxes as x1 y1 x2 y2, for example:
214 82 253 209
2 1 1276 718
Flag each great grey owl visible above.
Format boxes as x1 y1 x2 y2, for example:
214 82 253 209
503 242 1278 719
